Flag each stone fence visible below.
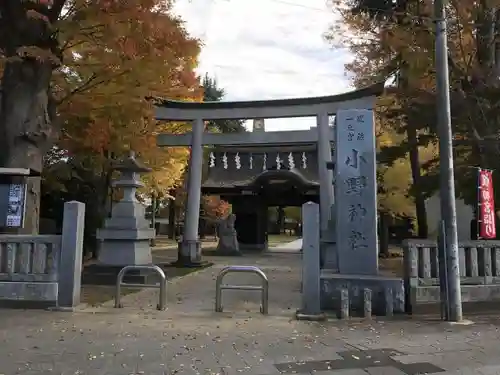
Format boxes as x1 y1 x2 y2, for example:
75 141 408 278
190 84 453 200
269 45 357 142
403 239 500 313
0 201 85 310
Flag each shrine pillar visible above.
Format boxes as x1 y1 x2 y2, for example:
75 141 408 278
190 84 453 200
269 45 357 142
257 203 269 249
316 112 336 269
179 117 204 266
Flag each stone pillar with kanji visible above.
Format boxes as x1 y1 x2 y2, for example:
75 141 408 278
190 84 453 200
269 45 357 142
334 109 378 275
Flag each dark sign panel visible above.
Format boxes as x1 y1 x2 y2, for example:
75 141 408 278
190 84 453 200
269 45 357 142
0 178 27 228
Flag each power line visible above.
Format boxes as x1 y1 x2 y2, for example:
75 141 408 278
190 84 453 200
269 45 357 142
218 0 328 13
192 0 493 99
207 63 352 78
262 0 328 12
258 0 496 27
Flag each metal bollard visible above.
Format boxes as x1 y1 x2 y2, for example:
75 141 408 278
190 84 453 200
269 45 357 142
363 288 372 318
115 265 167 311
339 288 350 319
384 287 394 317
215 266 269 314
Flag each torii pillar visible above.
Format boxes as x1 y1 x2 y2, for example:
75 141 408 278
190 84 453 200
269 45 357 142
179 117 204 266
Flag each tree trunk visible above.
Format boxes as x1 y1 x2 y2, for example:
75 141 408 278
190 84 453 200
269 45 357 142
150 192 157 246
395 0 428 239
379 211 390 257
167 194 176 239
102 151 114 218
0 59 54 234
407 124 428 238
199 217 206 239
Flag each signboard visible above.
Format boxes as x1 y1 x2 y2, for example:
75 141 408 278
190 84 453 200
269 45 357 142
0 177 27 229
478 168 496 239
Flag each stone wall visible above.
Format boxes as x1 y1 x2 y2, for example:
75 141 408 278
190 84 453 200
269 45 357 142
0 201 85 310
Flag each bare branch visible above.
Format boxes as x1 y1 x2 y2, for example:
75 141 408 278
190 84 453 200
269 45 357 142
56 69 130 105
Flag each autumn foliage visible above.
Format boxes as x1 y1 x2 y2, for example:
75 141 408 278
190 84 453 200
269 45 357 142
0 0 203 235
202 196 230 220
1 0 202 188
53 0 202 191
328 0 500 237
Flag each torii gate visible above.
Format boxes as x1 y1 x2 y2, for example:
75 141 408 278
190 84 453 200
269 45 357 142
152 83 383 269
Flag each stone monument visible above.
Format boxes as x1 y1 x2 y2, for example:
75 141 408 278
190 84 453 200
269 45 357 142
320 109 404 315
216 214 240 255
335 109 378 274
96 151 155 266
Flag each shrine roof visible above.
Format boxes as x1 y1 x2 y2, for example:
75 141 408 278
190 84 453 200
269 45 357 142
202 167 320 189
202 149 321 189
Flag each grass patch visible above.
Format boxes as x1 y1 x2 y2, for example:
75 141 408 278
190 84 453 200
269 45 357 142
81 264 211 307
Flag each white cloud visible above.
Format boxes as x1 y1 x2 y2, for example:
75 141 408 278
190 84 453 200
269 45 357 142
173 0 354 131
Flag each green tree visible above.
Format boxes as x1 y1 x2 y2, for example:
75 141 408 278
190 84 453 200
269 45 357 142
202 74 246 133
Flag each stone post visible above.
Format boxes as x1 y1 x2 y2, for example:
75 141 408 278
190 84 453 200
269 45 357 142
317 112 337 270
179 117 204 266
363 288 372 318
57 201 85 310
339 288 350 319
296 202 325 321
385 288 394 316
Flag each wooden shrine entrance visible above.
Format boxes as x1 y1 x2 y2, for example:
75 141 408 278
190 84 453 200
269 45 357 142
202 143 320 250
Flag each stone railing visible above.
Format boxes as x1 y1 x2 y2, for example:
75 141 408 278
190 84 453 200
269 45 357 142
0 201 85 310
403 239 500 313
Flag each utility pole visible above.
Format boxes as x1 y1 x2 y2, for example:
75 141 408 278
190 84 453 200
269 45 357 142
434 0 463 321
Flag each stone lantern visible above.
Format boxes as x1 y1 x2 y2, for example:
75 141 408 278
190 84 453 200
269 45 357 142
96 151 155 266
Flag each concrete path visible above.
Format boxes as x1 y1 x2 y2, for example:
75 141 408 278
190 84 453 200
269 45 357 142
269 238 302 252
2 252 500 374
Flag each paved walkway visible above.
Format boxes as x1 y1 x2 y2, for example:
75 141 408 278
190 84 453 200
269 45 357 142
2 241 500 374
268 238 302 252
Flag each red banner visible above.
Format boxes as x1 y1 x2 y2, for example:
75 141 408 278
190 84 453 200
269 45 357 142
479 169 496 239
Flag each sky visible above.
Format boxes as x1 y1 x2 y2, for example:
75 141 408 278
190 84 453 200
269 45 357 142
172 0 354 131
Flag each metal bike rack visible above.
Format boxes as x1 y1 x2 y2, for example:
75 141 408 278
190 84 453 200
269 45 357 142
115 265 167 311
215 265 269 314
